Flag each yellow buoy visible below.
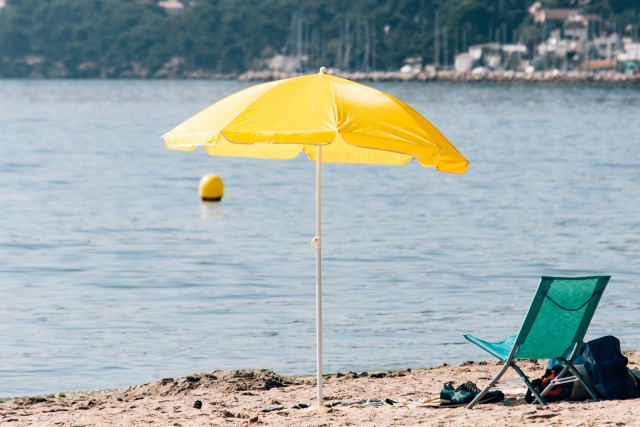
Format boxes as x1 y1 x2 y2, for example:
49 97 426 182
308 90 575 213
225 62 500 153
199 174 224 202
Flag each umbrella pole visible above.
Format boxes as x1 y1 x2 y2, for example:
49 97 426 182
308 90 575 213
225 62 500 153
315 145 323 405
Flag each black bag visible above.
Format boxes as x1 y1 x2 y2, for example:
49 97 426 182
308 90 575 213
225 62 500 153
582 335 640 400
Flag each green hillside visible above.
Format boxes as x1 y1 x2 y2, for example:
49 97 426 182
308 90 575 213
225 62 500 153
0 0 638 77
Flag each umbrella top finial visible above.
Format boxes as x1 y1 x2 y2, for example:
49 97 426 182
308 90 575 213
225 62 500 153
318 67 327 75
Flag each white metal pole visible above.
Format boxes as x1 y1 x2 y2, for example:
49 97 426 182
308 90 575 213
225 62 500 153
315 145 323 405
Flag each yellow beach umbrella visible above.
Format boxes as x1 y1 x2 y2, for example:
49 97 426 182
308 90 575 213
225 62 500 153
163 67 468 404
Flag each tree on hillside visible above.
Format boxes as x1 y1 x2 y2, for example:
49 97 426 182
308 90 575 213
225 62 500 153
0 0 638 77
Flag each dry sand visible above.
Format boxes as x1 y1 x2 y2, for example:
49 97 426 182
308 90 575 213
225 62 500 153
1 352 639 426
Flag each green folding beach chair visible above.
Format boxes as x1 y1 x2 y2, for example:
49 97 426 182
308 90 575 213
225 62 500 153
464 275 610 408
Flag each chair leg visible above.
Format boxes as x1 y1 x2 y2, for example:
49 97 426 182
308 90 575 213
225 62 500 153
467 362 510 409
564 362 600 402
511 363 547 407
550 357 601 402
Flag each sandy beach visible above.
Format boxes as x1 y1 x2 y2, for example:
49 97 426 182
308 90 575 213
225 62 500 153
1 352 638 426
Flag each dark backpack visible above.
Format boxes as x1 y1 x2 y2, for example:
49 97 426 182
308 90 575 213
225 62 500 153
581 335 640 400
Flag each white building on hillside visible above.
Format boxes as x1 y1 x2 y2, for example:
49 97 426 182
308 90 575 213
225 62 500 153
158 0 184 15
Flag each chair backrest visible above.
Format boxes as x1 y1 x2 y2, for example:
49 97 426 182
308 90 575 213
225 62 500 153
514 276 610 360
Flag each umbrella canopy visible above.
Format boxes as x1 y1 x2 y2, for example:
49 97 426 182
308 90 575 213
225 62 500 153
163 68 468 404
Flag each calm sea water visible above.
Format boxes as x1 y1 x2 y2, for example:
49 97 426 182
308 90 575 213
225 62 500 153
0 79 639 397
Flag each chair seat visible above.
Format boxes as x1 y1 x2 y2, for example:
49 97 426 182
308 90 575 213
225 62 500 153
464 334 517 362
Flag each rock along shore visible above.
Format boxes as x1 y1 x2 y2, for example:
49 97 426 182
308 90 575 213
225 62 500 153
237 69 640 84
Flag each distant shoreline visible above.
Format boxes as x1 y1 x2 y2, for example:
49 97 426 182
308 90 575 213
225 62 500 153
236 69 640 84
2 70 639 84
